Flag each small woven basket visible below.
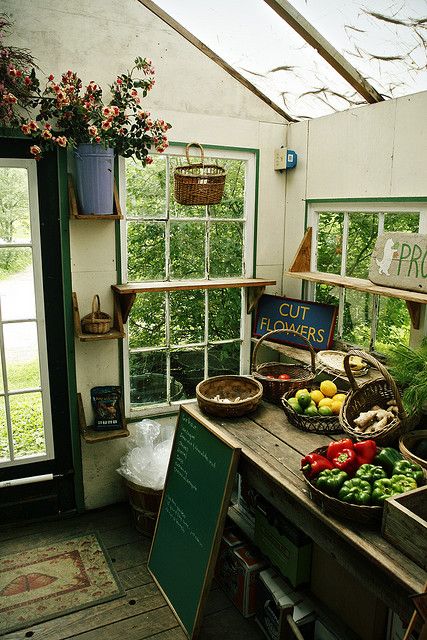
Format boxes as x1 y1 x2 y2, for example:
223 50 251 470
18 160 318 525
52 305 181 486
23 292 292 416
282 388 344 435
252 329 316 404
302 446 382 525
174 142 226 205
340 350 418 446
317 350 368 378
81 294 112 335
196 375 263 418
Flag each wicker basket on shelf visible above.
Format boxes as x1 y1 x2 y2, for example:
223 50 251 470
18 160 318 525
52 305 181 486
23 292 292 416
81 294 112 335
174 143 226 205
340 350 418 446
252 329 316 404
281 388 344 435
302 446 382 525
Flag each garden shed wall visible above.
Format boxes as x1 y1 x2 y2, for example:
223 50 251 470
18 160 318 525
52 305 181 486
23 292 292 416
5 0 287 508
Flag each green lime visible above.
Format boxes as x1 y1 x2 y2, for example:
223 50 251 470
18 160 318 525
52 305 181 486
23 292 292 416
286 398 303 414
318 406 333 416
295 388 309 401
296 391 311 409
304 405 318 417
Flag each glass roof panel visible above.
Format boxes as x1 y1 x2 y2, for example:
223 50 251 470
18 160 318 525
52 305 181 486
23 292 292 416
153 0 427 119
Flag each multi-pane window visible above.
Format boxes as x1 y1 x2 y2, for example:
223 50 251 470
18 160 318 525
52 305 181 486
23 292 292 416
308 202 427 353
122 147 256 415
0 160 53 466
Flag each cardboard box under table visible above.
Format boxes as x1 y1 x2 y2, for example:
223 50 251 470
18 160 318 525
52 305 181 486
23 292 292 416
215 528 267 617
255 500 312 588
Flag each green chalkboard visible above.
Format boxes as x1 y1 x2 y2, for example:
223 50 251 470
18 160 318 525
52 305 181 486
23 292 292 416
148 405 240 639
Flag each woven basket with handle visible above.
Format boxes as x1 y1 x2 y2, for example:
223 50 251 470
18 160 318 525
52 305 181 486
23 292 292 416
174 142 226 205
252 329 316 404
340 350 419 446
81 294 112 335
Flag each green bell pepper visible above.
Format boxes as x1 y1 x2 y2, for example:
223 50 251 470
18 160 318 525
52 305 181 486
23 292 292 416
390 474 418 493
392 459 424 486
315 468 348 496
371 475 417 505
338 478 371 505
355 463 387 484
374 447 403 475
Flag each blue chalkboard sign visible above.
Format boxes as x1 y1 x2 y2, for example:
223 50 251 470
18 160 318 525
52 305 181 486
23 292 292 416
253 294 337 351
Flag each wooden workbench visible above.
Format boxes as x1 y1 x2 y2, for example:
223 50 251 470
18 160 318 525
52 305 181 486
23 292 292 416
187 401 426 623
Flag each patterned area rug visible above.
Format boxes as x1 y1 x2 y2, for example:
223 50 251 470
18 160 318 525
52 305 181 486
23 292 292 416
0 532 124 634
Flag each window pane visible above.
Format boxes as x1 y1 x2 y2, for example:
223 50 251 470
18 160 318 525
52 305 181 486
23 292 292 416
316 212 343 274
0 167 30 244
170 222 205 278
129 351 176 407
208 342 240 378
127 221 165 281
210 222 243 277
315 283 339 307
209 288 241 340
384 212 419 232
209 159 245 219
170 290 204 345
342 290 372 349
0 397 8 462
126 156 166 217
11 392 45 458
171 348 204 399
4 322 41 391
346 213 378 278
0 252 35 320
169 156 206 218
376 298 411 353
129 292 166 349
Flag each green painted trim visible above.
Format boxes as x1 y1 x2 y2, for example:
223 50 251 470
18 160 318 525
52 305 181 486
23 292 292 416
58 150 84 512
253 149 260 278
114 158 125 390
307 197 427 203
169 140 258 155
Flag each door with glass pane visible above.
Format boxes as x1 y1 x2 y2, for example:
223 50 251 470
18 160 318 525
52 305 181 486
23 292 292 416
0 159 53 468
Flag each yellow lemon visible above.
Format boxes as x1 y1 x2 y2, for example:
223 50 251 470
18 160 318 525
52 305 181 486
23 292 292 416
295 388 309 401
310 389 324 405
332 393 347 403
318 397 333 408
331 400 343 415
320 380 338 398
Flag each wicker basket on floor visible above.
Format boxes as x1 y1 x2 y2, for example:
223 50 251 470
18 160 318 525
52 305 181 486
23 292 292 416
340 350 418 446
174 142 226 205
81 294 112 335
252 329 316 404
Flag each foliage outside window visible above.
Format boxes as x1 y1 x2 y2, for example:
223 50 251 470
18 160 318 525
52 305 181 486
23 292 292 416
123 147 255 415
309 203 427 354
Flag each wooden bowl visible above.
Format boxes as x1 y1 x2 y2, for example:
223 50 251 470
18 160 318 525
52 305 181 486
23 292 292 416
399 429 427 478
196 375 263 418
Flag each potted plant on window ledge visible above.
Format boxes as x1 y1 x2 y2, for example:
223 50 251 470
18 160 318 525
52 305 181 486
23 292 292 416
19 57 171 215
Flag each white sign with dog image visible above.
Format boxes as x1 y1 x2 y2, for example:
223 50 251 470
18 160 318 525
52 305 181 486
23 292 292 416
369 232 427 293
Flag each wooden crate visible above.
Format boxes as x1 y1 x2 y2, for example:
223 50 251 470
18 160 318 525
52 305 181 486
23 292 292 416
381 485 427 570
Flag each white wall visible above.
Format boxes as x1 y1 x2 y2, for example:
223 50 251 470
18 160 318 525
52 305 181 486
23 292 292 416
6 0 287 508
283 91 427 298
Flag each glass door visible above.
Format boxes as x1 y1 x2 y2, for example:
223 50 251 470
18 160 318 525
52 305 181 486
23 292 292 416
0 159 54 468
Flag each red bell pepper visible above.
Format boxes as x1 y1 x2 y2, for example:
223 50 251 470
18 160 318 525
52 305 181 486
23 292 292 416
326 438 354 462
331 448 358 475
354 439 377 465
301 453 334 479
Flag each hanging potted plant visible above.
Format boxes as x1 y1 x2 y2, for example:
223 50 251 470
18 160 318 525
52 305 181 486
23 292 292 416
18 57 171 214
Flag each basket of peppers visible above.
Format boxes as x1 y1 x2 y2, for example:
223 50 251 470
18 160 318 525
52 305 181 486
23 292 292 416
301 438 425 525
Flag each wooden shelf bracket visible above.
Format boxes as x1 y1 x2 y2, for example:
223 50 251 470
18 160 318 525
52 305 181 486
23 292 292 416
72 292 125 341
68 174 123 219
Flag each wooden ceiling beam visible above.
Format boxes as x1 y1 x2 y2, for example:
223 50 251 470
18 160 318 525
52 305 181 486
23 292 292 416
264 0 384 104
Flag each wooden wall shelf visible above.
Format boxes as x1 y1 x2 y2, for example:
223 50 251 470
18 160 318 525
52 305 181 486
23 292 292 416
77 393 129 443
286 227 427 330
112 277 276 323
68 174 123 220
72 292 125 341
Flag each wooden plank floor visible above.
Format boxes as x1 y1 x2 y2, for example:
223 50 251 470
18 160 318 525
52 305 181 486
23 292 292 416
0 503 265 640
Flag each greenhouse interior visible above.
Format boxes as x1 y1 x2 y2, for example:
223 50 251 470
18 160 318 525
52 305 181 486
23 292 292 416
0 1 426 639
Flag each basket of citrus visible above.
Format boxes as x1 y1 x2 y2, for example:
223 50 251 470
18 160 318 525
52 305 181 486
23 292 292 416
282 379 347 434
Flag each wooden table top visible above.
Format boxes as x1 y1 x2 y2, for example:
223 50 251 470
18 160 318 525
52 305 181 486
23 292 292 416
187 401 426 621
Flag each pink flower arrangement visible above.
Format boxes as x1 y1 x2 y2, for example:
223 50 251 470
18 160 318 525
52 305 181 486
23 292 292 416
19 56 171 163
